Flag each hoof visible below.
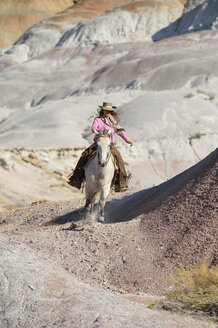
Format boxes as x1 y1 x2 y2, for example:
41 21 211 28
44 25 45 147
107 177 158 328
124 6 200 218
97 217 104 224
69 220 94 230
68 222 83 230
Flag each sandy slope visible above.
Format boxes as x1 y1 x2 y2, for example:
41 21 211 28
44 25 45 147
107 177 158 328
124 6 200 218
0 149 217 291
0 238 215 328
0 149 217 327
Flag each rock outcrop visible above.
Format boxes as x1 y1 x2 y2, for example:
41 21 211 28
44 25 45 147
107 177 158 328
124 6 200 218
0 0 187 50
0 0 75 49
0 147 83 212
153 0 218 40
56 1 185 48
1 0 186 60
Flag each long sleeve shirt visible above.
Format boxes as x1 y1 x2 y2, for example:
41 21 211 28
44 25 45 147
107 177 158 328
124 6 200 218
91 116 129 144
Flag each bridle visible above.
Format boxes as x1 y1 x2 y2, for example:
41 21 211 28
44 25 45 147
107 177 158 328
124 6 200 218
96 135 112 167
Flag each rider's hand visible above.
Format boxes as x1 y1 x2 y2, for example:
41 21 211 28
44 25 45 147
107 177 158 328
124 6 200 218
126 140 133 147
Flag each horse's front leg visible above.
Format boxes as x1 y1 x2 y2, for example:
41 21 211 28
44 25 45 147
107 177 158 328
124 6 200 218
85 194 96 214
84 187 97 225
98 183 111 223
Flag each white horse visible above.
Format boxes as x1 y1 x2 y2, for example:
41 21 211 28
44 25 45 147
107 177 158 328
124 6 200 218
84 129 115 224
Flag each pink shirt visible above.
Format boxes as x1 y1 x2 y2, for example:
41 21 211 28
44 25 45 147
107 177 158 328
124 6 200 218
91 116 129 144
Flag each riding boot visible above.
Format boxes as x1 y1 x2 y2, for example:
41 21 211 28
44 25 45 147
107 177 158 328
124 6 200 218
111 145 130 192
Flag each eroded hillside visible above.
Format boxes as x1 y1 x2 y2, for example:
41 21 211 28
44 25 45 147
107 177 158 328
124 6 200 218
0 0 187 49
0 0 77 48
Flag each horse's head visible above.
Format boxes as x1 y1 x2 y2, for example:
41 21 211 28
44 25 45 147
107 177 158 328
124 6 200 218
94 129 112 167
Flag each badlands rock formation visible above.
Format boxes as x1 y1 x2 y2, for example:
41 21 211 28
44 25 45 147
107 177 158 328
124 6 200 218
0 0 186 50
0 0 217 211
0 0 75 49
0 2 217 325
1 0 186 60
0 147 82 212
153 0 218 40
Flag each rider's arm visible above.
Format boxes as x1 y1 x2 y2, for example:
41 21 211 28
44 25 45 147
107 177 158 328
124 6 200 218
116 122 128 142
116 123 133 146
91 117 101 133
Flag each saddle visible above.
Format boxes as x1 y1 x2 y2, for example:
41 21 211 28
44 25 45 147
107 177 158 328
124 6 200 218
67 143 130 192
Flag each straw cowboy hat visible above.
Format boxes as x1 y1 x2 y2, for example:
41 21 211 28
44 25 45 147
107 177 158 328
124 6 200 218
98 101 117 111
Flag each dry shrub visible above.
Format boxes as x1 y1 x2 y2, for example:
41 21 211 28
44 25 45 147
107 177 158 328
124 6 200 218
162 262 218 319
189 132 206 139
197 88 207 95
184 92 194 98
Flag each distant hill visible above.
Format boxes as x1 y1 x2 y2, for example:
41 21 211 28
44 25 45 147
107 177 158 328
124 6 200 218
0 0 75 48
0 0 186 49
153 0 218 41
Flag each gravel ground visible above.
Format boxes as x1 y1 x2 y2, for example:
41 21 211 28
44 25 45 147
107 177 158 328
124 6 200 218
0 149 217 327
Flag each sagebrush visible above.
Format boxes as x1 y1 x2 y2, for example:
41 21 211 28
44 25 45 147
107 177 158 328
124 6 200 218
163 262 218 319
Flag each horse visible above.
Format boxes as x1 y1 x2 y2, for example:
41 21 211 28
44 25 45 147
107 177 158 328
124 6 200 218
84 129 115 224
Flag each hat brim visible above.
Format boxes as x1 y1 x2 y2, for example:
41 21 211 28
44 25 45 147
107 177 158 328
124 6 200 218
98 106 116 111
